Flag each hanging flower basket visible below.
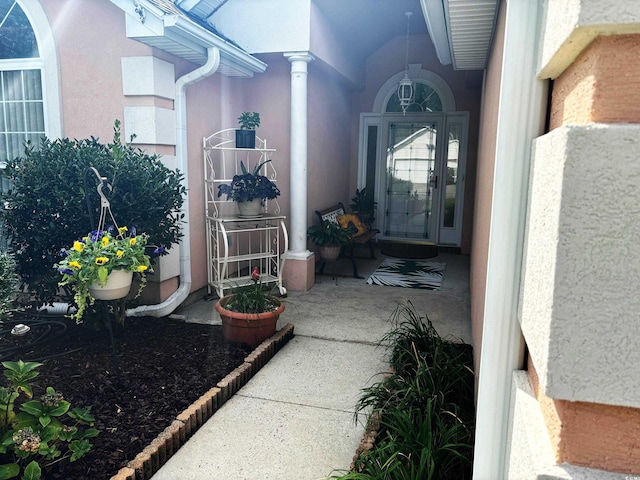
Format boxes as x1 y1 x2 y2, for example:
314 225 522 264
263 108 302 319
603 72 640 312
88 269 133 300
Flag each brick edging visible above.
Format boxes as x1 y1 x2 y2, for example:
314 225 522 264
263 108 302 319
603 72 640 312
110 323 295 480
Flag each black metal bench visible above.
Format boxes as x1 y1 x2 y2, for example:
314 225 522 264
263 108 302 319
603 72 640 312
314 202 379 278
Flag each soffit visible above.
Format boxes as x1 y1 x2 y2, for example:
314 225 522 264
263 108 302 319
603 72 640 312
443 0 499 70
163 0 499 72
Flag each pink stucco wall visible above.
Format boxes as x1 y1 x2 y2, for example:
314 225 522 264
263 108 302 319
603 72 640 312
470 2 505 374
41 1 151 141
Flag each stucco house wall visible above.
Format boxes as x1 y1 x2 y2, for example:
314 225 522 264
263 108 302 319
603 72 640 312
471 0 505 380
506 0 640 476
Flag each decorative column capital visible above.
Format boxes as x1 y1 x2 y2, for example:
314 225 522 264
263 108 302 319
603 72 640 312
283 51 315 64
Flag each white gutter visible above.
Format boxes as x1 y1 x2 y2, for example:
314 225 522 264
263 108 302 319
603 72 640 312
126 46 221 318
420 0 452 65
472 1 546 478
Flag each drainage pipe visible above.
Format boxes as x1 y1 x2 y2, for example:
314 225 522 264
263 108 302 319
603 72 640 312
126 47 221 318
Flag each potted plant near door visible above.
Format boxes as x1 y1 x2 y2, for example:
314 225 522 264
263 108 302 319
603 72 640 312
217 160 281 217
55 226 153 323
215 267 285 347
349 187 377 228
235 111 260 148
307 220 353 262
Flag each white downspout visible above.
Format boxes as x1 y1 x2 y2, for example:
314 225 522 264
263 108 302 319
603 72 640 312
126 47 221 318
472 1 546 478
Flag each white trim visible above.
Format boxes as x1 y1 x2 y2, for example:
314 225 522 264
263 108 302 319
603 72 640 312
472 0 547 478
18 0 62 138
372 68 456 113
357 113 381 190
438 112 468 246
420 0 452 65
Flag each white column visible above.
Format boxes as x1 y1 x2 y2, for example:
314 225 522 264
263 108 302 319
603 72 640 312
284 52 314 256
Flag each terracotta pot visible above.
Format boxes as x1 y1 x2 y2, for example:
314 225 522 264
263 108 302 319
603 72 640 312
88 270 133 300
215 295 285 347
237 198 263 217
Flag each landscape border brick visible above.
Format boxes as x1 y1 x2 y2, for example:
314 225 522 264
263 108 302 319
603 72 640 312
110 323 294 480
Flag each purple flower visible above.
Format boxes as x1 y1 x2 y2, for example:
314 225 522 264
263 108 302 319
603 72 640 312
58 249 68 257
107 225 116 235
153 246 165 255
129 226 137 237
59 268 74 275
89 230 102 242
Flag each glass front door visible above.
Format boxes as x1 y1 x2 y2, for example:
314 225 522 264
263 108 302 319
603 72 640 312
379 115 442 242
361 112 468 246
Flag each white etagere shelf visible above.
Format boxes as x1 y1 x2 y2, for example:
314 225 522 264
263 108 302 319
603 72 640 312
203 129 288 298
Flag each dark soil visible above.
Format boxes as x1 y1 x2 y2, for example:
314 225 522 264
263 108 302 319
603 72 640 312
0 313 253 479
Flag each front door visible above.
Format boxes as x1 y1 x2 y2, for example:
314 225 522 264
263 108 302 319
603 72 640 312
379 115 442 242
363 112 468 246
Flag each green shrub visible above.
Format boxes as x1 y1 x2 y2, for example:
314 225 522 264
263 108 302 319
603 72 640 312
0 120 186 309
328 302 475 480
0 253 17 320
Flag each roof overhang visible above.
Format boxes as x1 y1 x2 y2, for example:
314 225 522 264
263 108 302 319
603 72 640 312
109 0 266 77
421 0 499 70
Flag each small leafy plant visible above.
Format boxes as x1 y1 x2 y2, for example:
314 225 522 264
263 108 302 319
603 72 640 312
307 220 353 247
349 188 377 213
0 361 98 480
217 160 280 203
221 267 279 314
237 112 260 130
54 226 156 323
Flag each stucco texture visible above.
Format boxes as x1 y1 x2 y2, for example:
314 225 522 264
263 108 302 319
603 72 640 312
551 35 640 129
521 124 640 408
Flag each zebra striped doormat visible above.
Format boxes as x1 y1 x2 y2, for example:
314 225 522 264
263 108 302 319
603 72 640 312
366 258 445 290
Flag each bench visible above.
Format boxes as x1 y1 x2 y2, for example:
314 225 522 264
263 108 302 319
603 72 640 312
314 202 379 278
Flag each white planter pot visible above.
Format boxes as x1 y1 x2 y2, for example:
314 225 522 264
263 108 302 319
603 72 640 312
237 198 263 217
89 269 133 300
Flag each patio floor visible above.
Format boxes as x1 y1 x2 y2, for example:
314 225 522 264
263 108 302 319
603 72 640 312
152 249 471 479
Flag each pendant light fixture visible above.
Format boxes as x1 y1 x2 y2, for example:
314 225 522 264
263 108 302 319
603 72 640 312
397 11 414 115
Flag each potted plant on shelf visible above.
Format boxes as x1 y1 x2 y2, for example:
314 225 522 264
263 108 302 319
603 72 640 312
236 111 260 148
215 266 285 347
307 220 353 262
55 226 154 323
217 160 281 217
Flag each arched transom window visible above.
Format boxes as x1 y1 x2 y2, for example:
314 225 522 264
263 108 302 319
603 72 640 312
385 83 444 113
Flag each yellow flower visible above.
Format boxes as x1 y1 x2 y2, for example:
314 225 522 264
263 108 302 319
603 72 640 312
68 261 82 269
137 265 148 272
102 236 109 247
116 250 124 259
95 257 109 266
130 237 137 246
73 241 84 252
118 226 128 234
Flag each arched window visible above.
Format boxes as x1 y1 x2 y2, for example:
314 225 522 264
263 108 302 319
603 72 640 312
385 83 443 113
0 0 45 163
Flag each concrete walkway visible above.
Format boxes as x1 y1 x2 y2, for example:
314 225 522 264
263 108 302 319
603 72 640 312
151 252 471 479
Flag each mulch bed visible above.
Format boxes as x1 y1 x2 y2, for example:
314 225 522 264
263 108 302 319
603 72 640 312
0 314 253 479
